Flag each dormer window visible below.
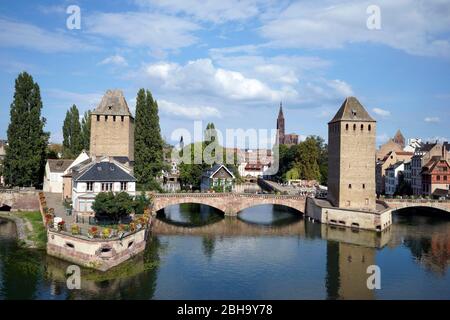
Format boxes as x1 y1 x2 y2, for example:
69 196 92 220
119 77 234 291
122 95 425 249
108 105 112 110
351 109 357 117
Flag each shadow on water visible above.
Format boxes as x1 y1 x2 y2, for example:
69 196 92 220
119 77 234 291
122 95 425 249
156 203 224 227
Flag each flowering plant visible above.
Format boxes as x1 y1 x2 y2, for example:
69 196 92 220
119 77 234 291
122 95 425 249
71 224 80 235
102 228 111 239
57 220 66 231
88 226 99 238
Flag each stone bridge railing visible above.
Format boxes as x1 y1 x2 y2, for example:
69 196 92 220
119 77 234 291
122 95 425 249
383 198 450 213
151 192 308 216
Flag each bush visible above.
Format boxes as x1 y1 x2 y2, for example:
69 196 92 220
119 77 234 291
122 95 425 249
71 224 80 235
92 192 134 222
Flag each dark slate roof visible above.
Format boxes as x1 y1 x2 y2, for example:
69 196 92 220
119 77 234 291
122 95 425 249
74 161 136 182
91 89 132 116
418 142 437 152
47 159 73 173
202 164 235 179
329 97 376 123
433 188 449 197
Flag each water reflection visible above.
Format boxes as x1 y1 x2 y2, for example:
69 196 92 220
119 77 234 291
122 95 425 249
156 203 223 227
1 206 450 299
238 204 302 226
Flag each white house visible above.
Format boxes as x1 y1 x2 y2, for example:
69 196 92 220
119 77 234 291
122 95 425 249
385 161 405 196
71 157 136 215
43 151 90 193
404 138 423 153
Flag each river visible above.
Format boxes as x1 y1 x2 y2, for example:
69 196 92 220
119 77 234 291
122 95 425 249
0 204 450 299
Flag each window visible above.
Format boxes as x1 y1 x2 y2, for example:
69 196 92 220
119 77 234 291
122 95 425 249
105 115 108 121
444 176 448 181
361 124 364 131
346 124 349 131
348 184 352 189
363 184 366 189
97 115 100 121
437 175 441 181
368 124 372 131
101 183 113 191
121 115 124 122
113 115 116 122
87 182 93 191
353 124 356 131
120 182 127 191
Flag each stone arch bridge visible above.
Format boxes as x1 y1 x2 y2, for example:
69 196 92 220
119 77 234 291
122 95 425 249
381 199 450 214
151 193 307 216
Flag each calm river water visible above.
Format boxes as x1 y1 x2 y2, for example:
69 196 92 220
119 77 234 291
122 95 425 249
1 204 450 299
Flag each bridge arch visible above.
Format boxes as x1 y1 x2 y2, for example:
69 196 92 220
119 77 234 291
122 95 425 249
152 196 227 215
234 202 305 216
393 205 450 215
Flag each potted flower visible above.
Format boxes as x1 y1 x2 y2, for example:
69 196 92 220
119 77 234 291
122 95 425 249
129 222 136 232
88 226 99 239
71 224 80 235
44 214 53 226
102 228 111 239
118 224 129 232
57 220 65 231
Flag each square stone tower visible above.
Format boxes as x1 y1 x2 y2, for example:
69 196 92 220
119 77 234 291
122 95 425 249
327 97 376 210
90 89 135 161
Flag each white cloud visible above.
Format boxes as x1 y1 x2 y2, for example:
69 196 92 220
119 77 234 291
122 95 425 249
372 107 391 117
0 18 95 53
86 12 200 50
260 0 450 57
135 0 264 23
143 59 292 102
424 116 440 123
98 55 128 67
159 99 221 119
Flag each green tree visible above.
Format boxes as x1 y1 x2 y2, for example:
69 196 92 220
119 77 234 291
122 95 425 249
3 72 49 187
62 104 82 158
92 192 134 222
134 89 165 190
133 191 152 215
80 110 91 152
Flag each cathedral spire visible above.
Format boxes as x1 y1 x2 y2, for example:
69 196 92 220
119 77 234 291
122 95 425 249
278 101 284 118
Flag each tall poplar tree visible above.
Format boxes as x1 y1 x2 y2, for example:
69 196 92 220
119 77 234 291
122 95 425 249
134 89 164 190
80 110 91 152
62 104 82 158
3 72 48 187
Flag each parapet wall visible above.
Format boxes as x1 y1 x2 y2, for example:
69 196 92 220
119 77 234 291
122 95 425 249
47 228 147 271
306 197 392 232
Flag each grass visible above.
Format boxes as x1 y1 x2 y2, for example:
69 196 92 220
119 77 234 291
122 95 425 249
20 211 47 249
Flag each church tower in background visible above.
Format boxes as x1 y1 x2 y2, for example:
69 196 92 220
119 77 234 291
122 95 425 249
276 102 285 145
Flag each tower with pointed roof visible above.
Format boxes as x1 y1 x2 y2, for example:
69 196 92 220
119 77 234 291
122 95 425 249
328 97 377 210
90 89 135 161
392 129 405 149
276 102 285 145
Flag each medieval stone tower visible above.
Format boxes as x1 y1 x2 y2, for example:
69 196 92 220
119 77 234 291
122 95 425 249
90 89 135 161
327 97 376 210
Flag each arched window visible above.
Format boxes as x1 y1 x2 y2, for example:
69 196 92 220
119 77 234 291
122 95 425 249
346 124 349 131
368 124 372 131
361 124 364 131
353 124 356 131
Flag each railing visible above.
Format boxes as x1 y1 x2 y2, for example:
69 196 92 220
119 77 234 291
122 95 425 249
152 192 308 199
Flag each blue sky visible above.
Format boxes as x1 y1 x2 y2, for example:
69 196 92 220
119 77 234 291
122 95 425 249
0 0 449 149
